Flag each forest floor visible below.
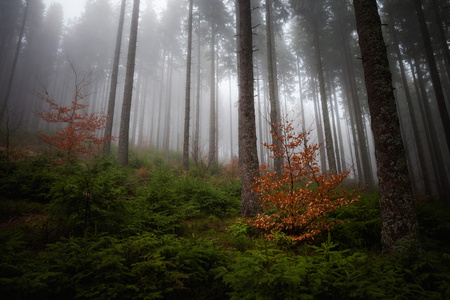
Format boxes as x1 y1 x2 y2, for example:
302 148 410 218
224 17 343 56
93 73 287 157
1 148 450 299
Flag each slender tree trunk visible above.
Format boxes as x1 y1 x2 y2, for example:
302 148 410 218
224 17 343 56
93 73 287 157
104 0 126 155
390 15 431 195
238 0 260 217
156 53 166 149
333 87 347 171
353 0 420 254
229 72 234 159
208 24 217 167
296 55 306 133
337 4 375 187
117 0 140 166
130 71 142 146
193 25 201 162
411 56 450 205
312 10 336 173
311 78 327 171
183 0 194 171
163 55 173 162
137 76 148 147
256 66 264 164
329 79 342 173
1 0 29 120
265 0 282 174
430 0 450 83
414 0 450 155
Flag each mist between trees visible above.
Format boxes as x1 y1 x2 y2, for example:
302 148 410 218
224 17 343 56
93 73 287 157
0 0 449 204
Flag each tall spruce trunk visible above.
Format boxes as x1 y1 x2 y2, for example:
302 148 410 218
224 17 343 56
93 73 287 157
208 24 217 167
193 20 201 162
265 0 282 175
353 0 420 254
117 0 140 166
183 0 194 171
238 0 260 217
312 12 336 173
104 0 126 155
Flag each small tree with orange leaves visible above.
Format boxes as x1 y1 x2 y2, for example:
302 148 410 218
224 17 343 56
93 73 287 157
250 120 359 242
36 89 112 160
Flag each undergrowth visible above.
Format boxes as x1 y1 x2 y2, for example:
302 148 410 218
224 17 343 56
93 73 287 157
0 152 449 299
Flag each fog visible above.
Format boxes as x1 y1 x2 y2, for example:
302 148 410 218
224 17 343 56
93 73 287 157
1 0 449 199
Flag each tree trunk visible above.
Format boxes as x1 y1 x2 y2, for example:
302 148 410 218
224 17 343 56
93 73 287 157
336 3 375 187
163 55 173 162
183 0 194 171
353 0 420 254
1 0 29 120
265 0 282 174
103 0 126 155
193 22 201 162
413 0 450 156
237 0 260 217
389 14 431 195
117 0 140 166
208 24 216 167
312 9 336 173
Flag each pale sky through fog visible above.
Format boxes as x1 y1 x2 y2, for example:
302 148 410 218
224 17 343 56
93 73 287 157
42 0 86 23
42 0 168 24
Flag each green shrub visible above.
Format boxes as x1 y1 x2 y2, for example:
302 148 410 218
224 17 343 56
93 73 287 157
218 234 444 299
177 177 240 217
415 201 450 251
47 157 127 234
0 155 57 203
329 192 381 250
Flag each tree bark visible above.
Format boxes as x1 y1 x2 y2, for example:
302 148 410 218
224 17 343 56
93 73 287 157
353 0 420 254
117 0 140 166
237 0 260 218
183 0 194 171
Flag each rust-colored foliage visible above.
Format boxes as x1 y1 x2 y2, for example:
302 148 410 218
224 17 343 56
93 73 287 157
250 120 359 242
36 90 113 158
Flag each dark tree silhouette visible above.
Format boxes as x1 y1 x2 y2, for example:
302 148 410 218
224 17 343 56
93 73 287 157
104 0 126 156
183 0 194 171
118 0 140 166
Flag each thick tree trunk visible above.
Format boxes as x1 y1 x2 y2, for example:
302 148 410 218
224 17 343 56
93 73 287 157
237 0 260 218
183 0 194 171
117 0 140 166
353 0 420 254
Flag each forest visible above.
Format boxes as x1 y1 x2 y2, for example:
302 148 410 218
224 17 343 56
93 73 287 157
1 0 450 299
